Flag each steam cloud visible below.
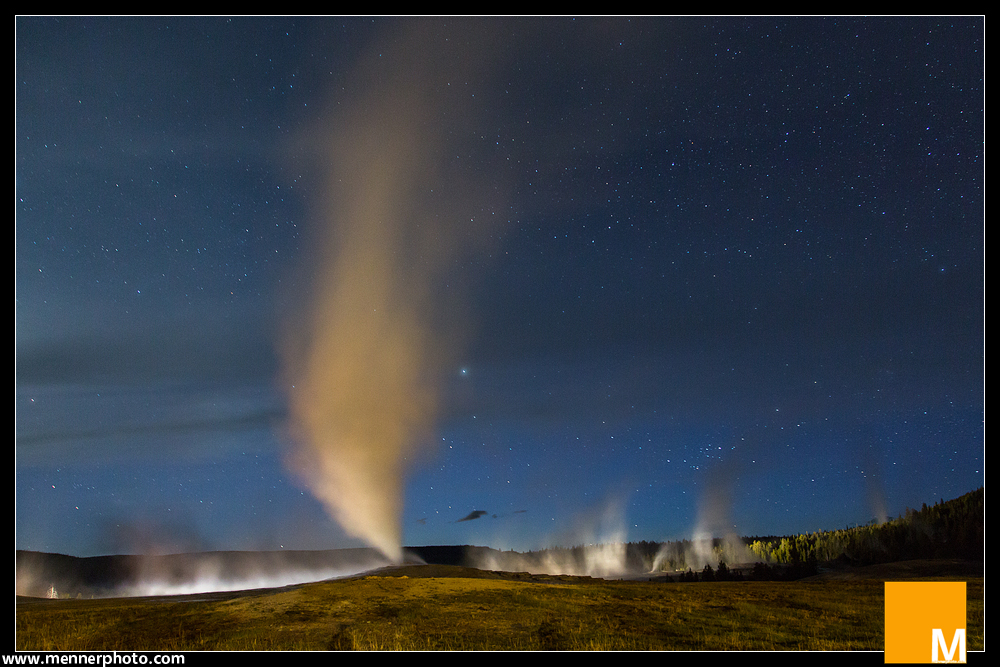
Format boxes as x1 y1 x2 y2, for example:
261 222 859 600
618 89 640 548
281 23 506 563
472 499 630 578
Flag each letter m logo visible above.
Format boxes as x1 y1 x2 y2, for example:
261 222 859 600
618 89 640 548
885 582 966 663
931 628 966 663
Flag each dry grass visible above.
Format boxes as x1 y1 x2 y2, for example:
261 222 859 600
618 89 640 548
16 568 985 652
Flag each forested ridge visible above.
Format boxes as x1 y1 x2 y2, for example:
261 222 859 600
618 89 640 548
513 487 983 580
742 486 984 566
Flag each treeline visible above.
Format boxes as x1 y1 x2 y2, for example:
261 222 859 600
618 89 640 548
743 486 983 567
671 560 818 583
512 487 983 578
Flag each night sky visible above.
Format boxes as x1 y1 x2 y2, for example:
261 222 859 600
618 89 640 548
16 17 983 560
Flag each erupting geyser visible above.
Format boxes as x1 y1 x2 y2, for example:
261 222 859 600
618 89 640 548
282 95 444 565
280 23 507 563
282 215 441 564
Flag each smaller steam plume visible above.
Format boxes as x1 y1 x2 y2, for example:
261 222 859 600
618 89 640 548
472 500 630 578
689 468 738 569
652 457 756 572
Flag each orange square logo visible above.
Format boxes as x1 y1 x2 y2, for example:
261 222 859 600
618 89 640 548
885 581 966 663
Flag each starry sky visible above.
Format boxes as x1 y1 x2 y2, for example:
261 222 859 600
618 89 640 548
15 17 983 559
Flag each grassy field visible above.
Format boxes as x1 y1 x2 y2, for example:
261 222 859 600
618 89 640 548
15 562 985 651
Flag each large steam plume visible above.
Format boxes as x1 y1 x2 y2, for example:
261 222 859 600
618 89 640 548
280 22 506 562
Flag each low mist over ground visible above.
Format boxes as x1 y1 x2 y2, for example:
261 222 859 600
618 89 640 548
17 487 985 598
15 548 391 599
16 486 983 599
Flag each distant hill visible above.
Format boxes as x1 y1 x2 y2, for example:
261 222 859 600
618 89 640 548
15 547 391 599
17 488 982 598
